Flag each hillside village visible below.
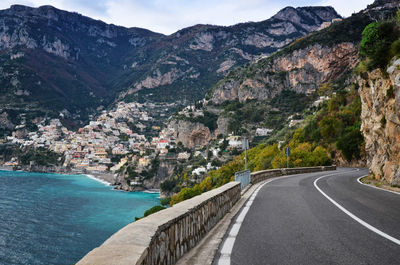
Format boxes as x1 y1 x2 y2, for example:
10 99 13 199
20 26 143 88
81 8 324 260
0 88 332 192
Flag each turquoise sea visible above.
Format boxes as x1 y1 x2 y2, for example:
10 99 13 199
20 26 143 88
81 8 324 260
0 170 160 265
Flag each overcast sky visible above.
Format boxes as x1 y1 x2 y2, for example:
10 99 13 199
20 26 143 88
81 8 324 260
0 0 375 35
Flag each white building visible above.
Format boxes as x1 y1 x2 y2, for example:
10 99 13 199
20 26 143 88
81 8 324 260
256 128 273 136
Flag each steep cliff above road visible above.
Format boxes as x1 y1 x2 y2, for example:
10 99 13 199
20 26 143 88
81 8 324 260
359 59 400 186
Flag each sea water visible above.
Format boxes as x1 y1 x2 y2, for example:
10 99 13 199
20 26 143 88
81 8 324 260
0 170 160 265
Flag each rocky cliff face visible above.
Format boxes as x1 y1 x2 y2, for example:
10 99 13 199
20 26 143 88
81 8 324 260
210 42 358 103
167 119 212 149
127 6 340 103
114 159 176 191
359 59 400 186
208 0 400 104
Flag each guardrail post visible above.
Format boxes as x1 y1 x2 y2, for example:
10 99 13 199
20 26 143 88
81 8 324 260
235 170 251 189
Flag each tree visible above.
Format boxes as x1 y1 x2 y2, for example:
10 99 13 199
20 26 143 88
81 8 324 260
359 21 398 70
319 116 343 142
337 128 364 161
318 83 334 97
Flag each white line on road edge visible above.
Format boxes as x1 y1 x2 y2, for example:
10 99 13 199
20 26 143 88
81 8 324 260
314 174 400 246
357 176 400 196
217 172 321 265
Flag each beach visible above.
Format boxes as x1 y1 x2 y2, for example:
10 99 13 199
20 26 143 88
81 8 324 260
85 172 116 186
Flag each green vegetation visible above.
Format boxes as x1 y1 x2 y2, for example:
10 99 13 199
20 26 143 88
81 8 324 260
169 138 332 206
359 21 399 70
300 87 364 161
177 111 219 132
19 147 64 166
134 205 166 221
358 11 400 71
216 90 310 135
160 197 171 206
167 81 363 206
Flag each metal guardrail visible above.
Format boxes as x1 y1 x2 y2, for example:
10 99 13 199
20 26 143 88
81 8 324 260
235 170 251 189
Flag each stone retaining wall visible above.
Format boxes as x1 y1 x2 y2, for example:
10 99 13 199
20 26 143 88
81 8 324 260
77 182 241 265
78 166 336 265
251 166 337 184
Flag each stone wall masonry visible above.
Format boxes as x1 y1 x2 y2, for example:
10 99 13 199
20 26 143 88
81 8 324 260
251 166 337 184
77 182 241 265
77 166 336 265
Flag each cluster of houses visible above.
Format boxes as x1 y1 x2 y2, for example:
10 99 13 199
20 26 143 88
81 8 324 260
2 102 178 174
2 99 280 186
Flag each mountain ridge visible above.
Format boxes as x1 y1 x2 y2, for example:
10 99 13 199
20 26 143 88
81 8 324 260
0 4 340 131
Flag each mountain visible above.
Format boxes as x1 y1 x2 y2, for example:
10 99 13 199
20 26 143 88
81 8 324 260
200 0 399 133
123 6 341 103
157 0 400 200
163 0 399 150
0 4 340 131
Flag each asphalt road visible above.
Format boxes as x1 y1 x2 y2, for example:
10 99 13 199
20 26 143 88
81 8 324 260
218 168 400 265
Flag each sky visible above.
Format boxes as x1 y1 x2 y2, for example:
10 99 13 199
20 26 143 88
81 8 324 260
0 0 375 35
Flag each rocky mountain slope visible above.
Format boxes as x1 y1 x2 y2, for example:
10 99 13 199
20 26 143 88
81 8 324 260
0 4 340 131
164 0 399 151
207 4 391 104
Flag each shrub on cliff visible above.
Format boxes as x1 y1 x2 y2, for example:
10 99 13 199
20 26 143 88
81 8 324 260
135 205 166 221
359 21 399 70
170 186 202 205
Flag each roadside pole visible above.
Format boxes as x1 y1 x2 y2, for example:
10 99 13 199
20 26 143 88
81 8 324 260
243 138 249 170
287 153 289 168
285 147 291 168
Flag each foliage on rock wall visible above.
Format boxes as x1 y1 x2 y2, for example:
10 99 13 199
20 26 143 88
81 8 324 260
358 11 400 71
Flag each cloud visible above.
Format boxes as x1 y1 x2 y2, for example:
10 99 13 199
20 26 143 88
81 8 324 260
0 0 375 34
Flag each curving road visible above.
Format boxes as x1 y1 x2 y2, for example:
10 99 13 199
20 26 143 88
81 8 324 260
216 168 400 265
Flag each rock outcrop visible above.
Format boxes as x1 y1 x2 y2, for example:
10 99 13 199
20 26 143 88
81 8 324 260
167 119 212 149
210 42 359 103
359 58 400 186
114 158 177 191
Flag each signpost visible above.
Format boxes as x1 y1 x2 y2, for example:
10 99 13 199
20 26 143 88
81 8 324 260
243 138 249 170
285 147 291 168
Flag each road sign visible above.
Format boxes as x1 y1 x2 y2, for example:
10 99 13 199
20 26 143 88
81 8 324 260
285 147 291 157
242 138 249 150
285 147 290 168
243 138 249 170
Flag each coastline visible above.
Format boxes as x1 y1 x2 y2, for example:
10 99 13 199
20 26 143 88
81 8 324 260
84 173 116 186
0 165 14 171
0 165 116 186
0 166 160 193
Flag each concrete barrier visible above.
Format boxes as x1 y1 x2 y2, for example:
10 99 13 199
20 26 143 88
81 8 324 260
77 182 241 265
77 165 336 265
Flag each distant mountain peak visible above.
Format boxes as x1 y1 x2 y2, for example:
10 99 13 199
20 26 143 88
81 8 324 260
368 0 400 9
272 6 341 25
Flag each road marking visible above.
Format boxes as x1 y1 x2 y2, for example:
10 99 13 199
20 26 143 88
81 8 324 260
314 174 400 246
357 176 400 196
217 172 324 265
